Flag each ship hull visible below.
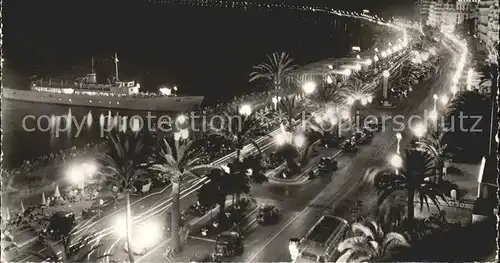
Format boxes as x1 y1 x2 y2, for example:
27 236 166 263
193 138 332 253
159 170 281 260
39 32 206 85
2 88 204 112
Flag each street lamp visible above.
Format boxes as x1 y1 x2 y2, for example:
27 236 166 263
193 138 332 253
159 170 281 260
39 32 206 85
174 129 189 140
432 94 438 110
326 75 333 84
293 133 306 148
302 81 316 95
382 70 390 103
389 153 403 174
239 104 252 116
176 114 187 125
412 122 427 138
396 132 402 154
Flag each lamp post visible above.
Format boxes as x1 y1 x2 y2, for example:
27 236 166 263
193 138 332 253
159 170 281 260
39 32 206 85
432 94 438 110
302 81 316 95
382 70 390 105
412 122 427 139
239 104 252 116
395 132 402 155
390 153 403 175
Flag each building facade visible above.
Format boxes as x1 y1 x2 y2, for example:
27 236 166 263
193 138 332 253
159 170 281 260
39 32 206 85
418 0 433 23
427 0 479 33
486 1 499 49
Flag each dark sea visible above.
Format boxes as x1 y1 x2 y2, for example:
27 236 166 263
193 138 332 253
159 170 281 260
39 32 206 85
2 1 380 167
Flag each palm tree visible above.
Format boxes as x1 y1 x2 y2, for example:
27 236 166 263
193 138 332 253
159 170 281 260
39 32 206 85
336 219 410 262
249 52 297 93
276 96 304 131
96 131 151 263
210 105 262 162
197 169 232 220
364 149 447 223
149 136 222 253
25 231 109 262
415 130 453 184
310 83 342 110
338 77 373 104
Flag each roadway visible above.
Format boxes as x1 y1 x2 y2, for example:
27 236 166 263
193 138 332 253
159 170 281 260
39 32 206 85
128 52 416 262
135 46 454 262
12 40 412 262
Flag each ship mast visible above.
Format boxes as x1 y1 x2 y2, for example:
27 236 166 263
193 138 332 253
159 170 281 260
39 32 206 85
91 56 95 73
113 52 119 81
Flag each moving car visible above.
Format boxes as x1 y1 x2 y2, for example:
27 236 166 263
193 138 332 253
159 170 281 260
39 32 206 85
214 231 244 257
257 205 280 225
290 215 349 262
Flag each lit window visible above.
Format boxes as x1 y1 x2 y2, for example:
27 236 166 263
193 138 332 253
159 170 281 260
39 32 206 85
69 99 72 102
89 100 92 103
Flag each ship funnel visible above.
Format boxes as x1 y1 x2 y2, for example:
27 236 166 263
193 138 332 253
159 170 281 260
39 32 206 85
86 73 97 84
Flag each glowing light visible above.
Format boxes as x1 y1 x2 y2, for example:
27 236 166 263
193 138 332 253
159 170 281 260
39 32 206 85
381 51 388 58
451 85 458 94
275 133 288 146
428 109 438 122
302 81 316 94
340 109 350 119
412 122 427 138
134 221 163 250
159 87 172 96
440 94 449 105
328 64 333 69
66 165 85 185
361 97 368 105
382 70 390 78
239 104 252 116
176 114 187 124
326 75 333 84
293 134 306 148
374 55 379 62
113 215 127 237
347 97 355 105
389 154 403 168
367 95 373 103
289 239 300 261
354 64 362 71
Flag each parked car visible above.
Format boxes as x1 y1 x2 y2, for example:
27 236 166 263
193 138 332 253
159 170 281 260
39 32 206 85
361 128 374 140
257 205 280 225
214 231 244 257
318 157 338 172
189 203 216 217
282 166 300 178
351 131 368 145
341 139 357 152
189 253 221 263
321 136 341 148
81 207 103 219
41 212 75 240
